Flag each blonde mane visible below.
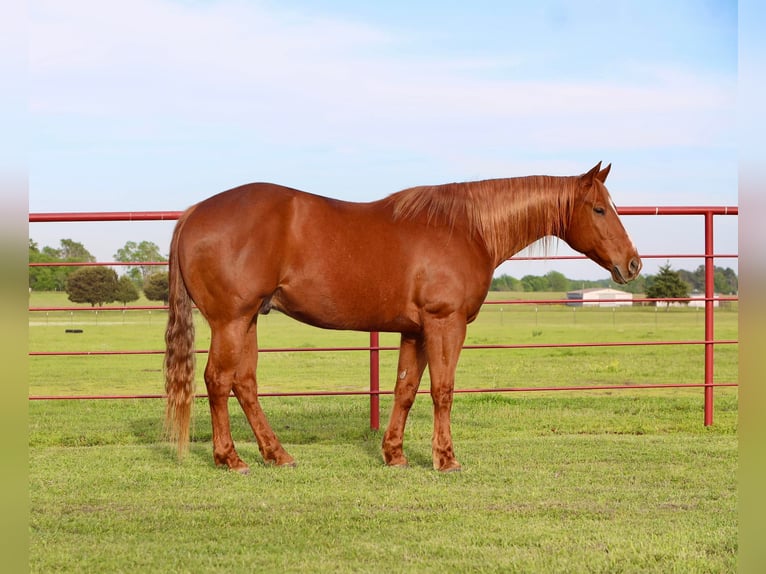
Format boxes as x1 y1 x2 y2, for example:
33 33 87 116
386 175 583 263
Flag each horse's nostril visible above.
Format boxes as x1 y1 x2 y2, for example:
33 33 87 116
629 257 641 275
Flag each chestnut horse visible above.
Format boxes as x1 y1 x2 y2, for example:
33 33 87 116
164 162 641 473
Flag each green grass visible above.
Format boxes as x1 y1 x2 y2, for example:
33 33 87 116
28 291 739 572
30 394 737 573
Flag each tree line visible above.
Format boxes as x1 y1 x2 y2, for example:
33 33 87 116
29 238 170 306
488 262 738 298
29 238 738 307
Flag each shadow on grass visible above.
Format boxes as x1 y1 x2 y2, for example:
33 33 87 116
133 396 394 470
179 396 443 471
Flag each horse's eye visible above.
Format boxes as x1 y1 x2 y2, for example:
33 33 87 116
593 206 606 215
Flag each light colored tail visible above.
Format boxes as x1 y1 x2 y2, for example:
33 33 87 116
163 211 196 458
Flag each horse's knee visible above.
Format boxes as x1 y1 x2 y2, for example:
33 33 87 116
393 379 419 408
430 386 454 409
395 394 416 411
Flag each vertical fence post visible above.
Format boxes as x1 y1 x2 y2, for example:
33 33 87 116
704 211 715 426
369 331 380 430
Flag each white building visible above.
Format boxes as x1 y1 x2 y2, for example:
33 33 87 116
687 293 720 308
566 287 633 307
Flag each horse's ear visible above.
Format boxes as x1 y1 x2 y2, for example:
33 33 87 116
597 163 611 183
582 162 602 186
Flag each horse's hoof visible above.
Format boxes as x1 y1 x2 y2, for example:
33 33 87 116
215 459 250 474
436 460 462 473
265 455 297 467
219 460 250 474
383 453 408 467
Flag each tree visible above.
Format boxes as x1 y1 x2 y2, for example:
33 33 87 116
29 239 62 291
59 238 96 262
490 274 522 291
29 238 96 291
724 267 739 294
115 275 140 305
544 270 570 292
714 267 738 294
144 271 170 304
521 274 550 292
675 264 737 295
645 263 690 308
114 241 168 287
65 266 119 307
677 268 702 292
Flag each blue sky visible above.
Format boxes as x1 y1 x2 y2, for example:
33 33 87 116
27 0 738 279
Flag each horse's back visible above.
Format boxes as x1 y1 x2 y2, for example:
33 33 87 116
175 184 398 320
175 182 493 331
186 182 300 220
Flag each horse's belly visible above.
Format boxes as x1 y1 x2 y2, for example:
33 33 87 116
269 285 421 334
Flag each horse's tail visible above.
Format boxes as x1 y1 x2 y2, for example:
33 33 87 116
163 209 196 459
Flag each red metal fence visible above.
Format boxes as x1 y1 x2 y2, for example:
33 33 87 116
29 207 738 427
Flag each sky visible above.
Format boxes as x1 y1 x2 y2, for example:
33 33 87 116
26 0 738 280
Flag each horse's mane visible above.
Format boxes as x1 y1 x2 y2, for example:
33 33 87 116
386 175 582 262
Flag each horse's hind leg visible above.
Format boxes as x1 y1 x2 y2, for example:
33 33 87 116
206 317 294 472
205 319 252 473
382 334 427 467
232 318 295 467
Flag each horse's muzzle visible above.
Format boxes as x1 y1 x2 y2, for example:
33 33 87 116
611 256 642 284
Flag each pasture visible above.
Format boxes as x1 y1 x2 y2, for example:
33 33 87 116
29 292 738 572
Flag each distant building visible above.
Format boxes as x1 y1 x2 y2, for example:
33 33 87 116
687 293 720 308
566 287 633 307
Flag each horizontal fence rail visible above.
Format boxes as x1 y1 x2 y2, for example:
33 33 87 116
27 339 741 357
29 206 738 427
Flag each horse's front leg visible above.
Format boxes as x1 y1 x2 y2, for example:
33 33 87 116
382 334 427 467
423 314 467 472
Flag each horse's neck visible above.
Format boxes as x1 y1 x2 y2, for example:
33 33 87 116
488 176 574 267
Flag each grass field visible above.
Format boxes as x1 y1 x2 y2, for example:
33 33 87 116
29 291 738 572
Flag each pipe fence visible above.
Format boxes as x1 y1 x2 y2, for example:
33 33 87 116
29 206 738 427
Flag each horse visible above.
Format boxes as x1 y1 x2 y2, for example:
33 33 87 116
164 162 641 473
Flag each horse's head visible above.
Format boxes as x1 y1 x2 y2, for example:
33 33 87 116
564 163 642 284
